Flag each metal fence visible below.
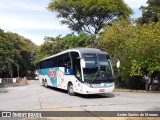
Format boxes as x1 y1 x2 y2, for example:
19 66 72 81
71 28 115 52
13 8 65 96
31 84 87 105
0 77 29 88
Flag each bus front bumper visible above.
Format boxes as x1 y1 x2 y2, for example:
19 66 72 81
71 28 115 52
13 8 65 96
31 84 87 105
82 83 115 94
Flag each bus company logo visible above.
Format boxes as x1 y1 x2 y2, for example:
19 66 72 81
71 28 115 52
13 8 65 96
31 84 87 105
48 70 55 77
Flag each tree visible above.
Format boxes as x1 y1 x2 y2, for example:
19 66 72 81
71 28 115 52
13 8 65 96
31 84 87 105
34 32 94 64
0 29 8 65
0 29 37 78
97 19 160 89
0 29 12 77
34 40 53 62
48 0 132 34
54 32 93 50
138 0 160 24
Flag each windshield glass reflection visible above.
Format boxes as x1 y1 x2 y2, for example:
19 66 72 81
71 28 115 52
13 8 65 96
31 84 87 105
83 54 113 83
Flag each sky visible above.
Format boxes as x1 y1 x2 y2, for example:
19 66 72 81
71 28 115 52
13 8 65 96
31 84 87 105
0 0 147 45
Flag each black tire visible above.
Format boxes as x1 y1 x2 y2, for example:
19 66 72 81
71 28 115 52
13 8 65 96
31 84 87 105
42 80 45 86
68 83 75 96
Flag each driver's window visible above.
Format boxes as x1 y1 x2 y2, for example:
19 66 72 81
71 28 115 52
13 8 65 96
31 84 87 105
70 52 82 80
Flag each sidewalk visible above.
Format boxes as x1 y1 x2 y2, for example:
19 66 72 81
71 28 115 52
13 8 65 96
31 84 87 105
0 80 30 93
0 83 7 93
114 88 160 93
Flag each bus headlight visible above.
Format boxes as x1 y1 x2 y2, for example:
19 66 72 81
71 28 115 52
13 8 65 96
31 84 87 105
110 83 114 87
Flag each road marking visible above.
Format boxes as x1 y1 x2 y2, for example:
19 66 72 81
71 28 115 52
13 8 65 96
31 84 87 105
15 105 80 111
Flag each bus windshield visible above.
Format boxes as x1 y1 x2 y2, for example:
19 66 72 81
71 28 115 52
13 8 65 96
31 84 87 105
83 54 114 83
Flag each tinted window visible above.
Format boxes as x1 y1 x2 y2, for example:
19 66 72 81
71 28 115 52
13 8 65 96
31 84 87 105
70 52 82 80
40 53 72 69
63 53 71 68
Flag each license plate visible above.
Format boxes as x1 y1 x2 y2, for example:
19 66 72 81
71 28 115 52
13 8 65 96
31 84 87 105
99 89 105 92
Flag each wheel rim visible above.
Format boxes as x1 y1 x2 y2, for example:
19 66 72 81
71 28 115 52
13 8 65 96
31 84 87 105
45 81 47 87
69 85 73 93
42 80 45 86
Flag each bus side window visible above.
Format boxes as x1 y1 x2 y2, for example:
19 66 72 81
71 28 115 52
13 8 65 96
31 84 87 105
57 55 63 67
70 52 82 80
52 58 56 67
40 62 42 69
63 53 71 68
42 60 47 69
54 57 58 67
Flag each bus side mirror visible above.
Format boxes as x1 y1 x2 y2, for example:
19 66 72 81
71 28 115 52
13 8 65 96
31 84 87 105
116 59 120 68
76 57 81 60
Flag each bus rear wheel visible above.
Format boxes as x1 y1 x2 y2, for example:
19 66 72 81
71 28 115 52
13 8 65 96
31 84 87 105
68 83 75 96
44 80 48 88
42 79 45 86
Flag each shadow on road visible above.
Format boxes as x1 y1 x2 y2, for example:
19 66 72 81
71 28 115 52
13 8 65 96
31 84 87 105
47 86 68 94
77 93 115 99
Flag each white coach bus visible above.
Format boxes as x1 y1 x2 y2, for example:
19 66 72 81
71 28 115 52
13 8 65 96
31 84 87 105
39 48 115 95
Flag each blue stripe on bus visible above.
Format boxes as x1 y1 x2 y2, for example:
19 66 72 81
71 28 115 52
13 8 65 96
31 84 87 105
40 67 74 87
41 67 59 87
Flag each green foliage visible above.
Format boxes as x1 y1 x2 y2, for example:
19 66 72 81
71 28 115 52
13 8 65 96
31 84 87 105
48 0 132 34
0 29 38 78
97 19 160 88
35 32 95 63
33 40 53 64
138 0 160 24
54 32 93 51
0 29 12 64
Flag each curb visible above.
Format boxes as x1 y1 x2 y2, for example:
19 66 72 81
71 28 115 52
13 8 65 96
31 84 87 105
114 89 160 93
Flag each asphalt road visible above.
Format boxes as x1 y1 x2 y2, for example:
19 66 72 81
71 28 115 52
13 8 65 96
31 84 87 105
0 80 160 112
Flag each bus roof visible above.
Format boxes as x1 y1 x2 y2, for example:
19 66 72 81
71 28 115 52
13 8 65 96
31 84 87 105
70 47 106 54
42 47 107 61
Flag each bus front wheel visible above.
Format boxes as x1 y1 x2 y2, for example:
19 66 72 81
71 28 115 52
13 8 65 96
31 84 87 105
68 83 75 96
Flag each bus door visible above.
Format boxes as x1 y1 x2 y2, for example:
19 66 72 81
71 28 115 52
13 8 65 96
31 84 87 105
70 52 83 93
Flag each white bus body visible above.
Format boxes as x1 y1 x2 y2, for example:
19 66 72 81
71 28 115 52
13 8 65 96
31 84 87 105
39 48 114 95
